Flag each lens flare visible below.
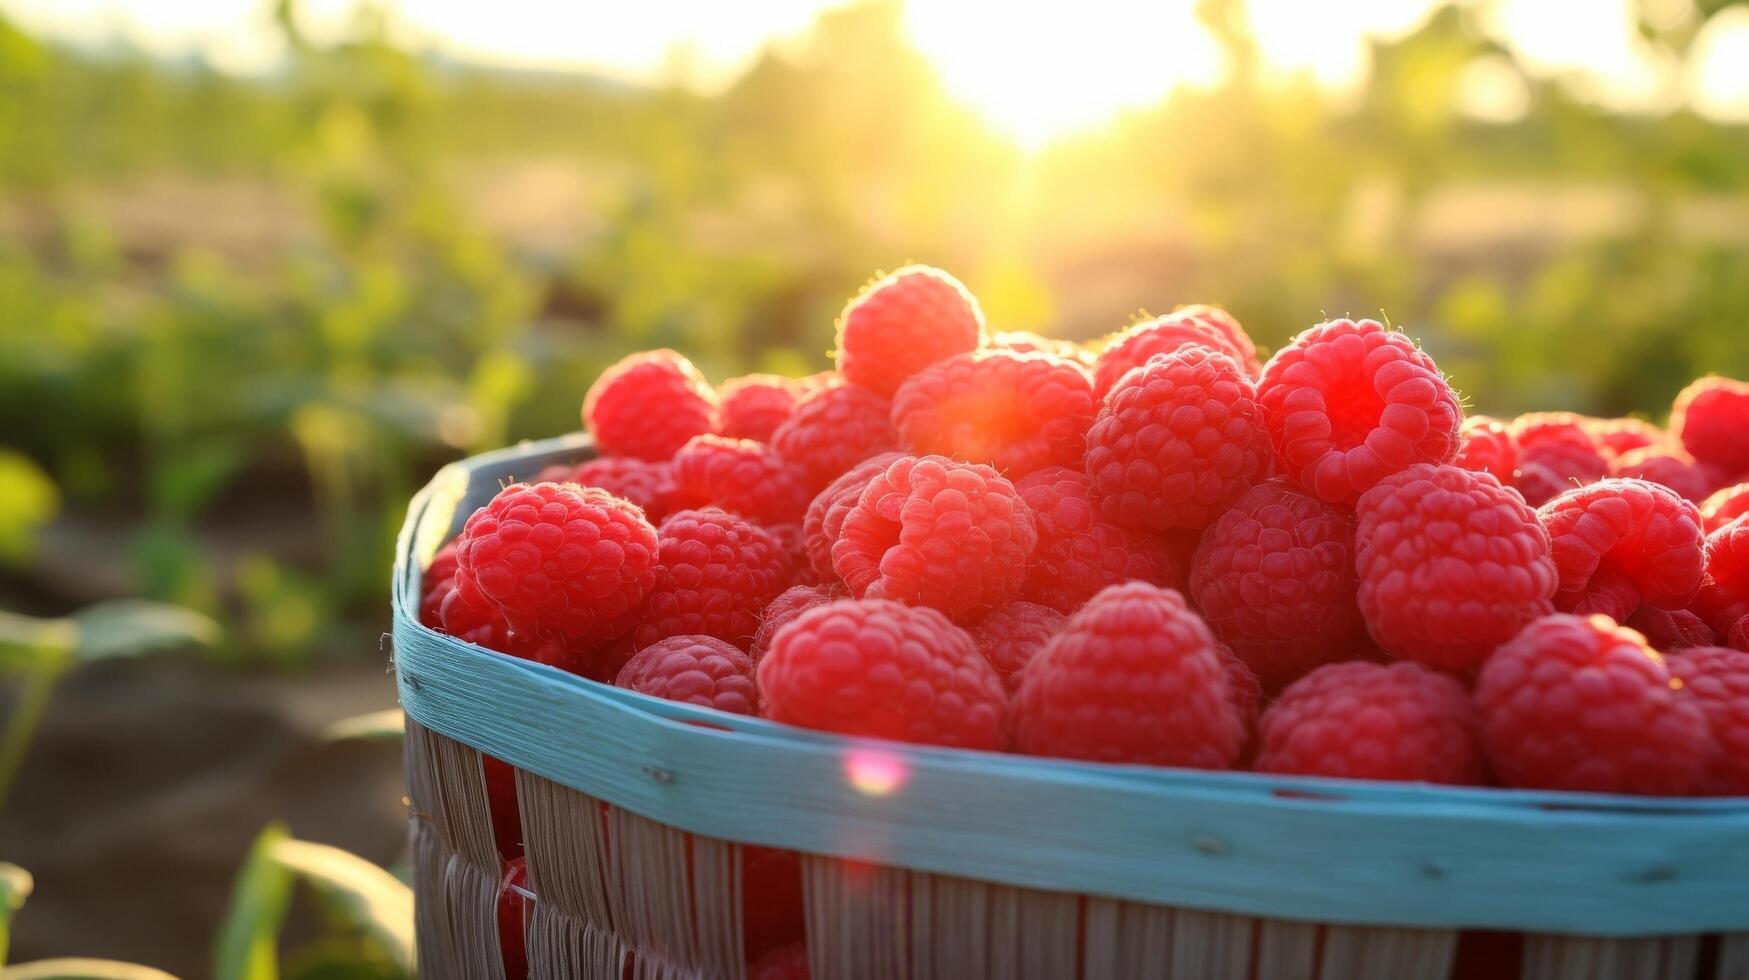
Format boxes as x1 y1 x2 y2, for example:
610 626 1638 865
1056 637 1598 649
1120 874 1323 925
844 746 909 797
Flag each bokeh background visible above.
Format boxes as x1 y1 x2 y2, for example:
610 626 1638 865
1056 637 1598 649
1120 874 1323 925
0 0 1746 974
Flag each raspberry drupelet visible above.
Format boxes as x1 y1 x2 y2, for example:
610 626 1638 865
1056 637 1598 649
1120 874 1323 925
1013 466 1176 614
583 349 719 461
834 265 985 397
968 601 1066 693
1091 305 1259 398
1702 482 1749 531
1510 412 1610 507
1453 415 1518 486
671 434 811 526
1673 375 1749 478
633 508 793 651
719 373 804 442
535 456 677 523
771 383 901 493
752 584 840 660
615 634 760 715
1612 446 1715 503
1665 646 1749 795
1537 478 1706 622
891 349 1095 478
801 452 907 585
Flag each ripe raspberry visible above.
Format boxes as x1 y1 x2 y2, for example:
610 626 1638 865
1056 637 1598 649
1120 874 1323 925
1612 446 1713 502
833 455 1036 621
1673 375 1749 477
758 598 1007 749
1220 643 1263 727
1085 346 1272 531
752 584 839 659
1013 583 1245 768
892 350 1095 477
1510 413 1609 507
1011 466 1174 613
440 585 631 681
1257 318 1463 509
1667 646 1749 794
672 435 810 526
743 846 805 961
536 456 677 523
482 755 522 860
1453 415 1518 486
1189 480 1363 689
1585 416 1664 461
614 634 759 715
1092 306 1259 398
719 374 803 442
633 508 792 650
770 383 900 493
801 452 906 584
419 541 461 629
834 265 985 397
1702 482 1749 531
992 330 1094 367
583 349 719 461
969 601 1066 692
454 482 660 644
1697 517 1749 643
1255 661 1485 784
1475 613 1711 794
1626 605 1719 651
1355 464 1558 672
497 857 529 980
1538 478 1705 621
750 943 811 980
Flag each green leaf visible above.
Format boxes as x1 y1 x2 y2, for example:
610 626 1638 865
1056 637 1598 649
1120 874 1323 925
0 958 179 980
320 709 404 743
1 861 35 966
70 600 221 663
267 839 413 975
0 611 74 676
213 823 295 980
0 449 60 564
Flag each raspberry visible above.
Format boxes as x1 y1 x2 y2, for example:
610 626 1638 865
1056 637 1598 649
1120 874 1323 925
1220 643 1263 727
991 330 1094 367
1012 466 1175 613
1355 464 1558 672
1085 346 1272 531
1475 613 1711 794
1585 416 1664 461
833 455 1036 621
1510 413 1609 506
770 383 901 493
752 584 839 660
1189 480 1364 689
615 634 759 715
1702 482 1749 531
800 452 906 584
750 942 811 980
419 541 461 628
672 434 810 526
539 456 677 523
761 522 816 584
1697 517 1749 642
1257 318 1463 509
440 585 631 681
892 350 1095 477
969 601 1066 693
718 373 802 442
1453 415 1518 486
583 349 719 461
1538 478 1706 621
1612 446 1714 502
834 265 985 397
1013 582 1245 768
743 846 805 960
633 508 792 650
1092 306 1259 398
482 755 522 860
453 482 660 645
1626 605 1719 651
1666 646 1749 794
758 598 1007 749
497 857 529 980
1673 375 1749 477
1254 661 1485 784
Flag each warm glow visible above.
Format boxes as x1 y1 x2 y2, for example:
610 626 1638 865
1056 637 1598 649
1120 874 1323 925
844 746 908 796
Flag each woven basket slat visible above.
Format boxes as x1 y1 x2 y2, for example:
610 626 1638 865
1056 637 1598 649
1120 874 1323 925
988 880 1080 979
1082 896 1171 977
526 903 625 980
405 719 506 979
1168 908 1255 977
1252 918 1319 980
801 856 909 979
1319 924 1456 979
1522 933 1704 980
910 873 990 979
1717 933 1749 979
688 834 746 978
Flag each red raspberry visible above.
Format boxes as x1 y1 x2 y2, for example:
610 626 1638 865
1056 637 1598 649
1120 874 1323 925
1475 613 1711 794
615 634 759 715
1612 446 1714 502
1255 661 1485 784
1257 318 1462 509
1673 375 1749 477
969 601 1066 693
991 330 1094 367
1013 582 1245 768
1585 416 1665 461
1510 412 1609 506
719 374 802 442
497 856 529 979
1355 464 1558 672
770 383 900 493
1220 643 1263 728
1538 478 1705 621
1666 646 1749 794
1013 466 1175 613
1189 480 1364 689
1453 415 1518 486
834 265 984 397
832 455 1036 622
583 349 719 461
537 456 677 523
634 508 792 651
672 435 810 526
1697 517 1749 643
892 350 1095 477
752 584 839 660
1092 306 1259 398
483 756 523 861
758 598 1007 749
743 847 805 960
1085 346 1271 531
801 452 906 584
1627 605 1719 651
419 541 461 628
439 585 630 681
1702 482 1749 531
750 942 811 980
454 482 660 644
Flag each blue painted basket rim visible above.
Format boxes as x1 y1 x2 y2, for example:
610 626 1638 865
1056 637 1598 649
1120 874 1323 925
392 434 1749 935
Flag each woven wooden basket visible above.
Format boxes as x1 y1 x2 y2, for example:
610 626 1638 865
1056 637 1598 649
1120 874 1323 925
394 435 1749 980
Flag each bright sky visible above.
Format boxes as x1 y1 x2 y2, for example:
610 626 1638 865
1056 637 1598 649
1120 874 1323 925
6 0 1748 144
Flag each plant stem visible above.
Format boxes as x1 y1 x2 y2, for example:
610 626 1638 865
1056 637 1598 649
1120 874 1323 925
0 667 60 815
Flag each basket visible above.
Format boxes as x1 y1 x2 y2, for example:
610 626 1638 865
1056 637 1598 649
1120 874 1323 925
394 434 1749 980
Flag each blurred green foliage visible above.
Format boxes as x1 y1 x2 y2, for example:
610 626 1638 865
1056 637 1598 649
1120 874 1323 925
0 0 1745 662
